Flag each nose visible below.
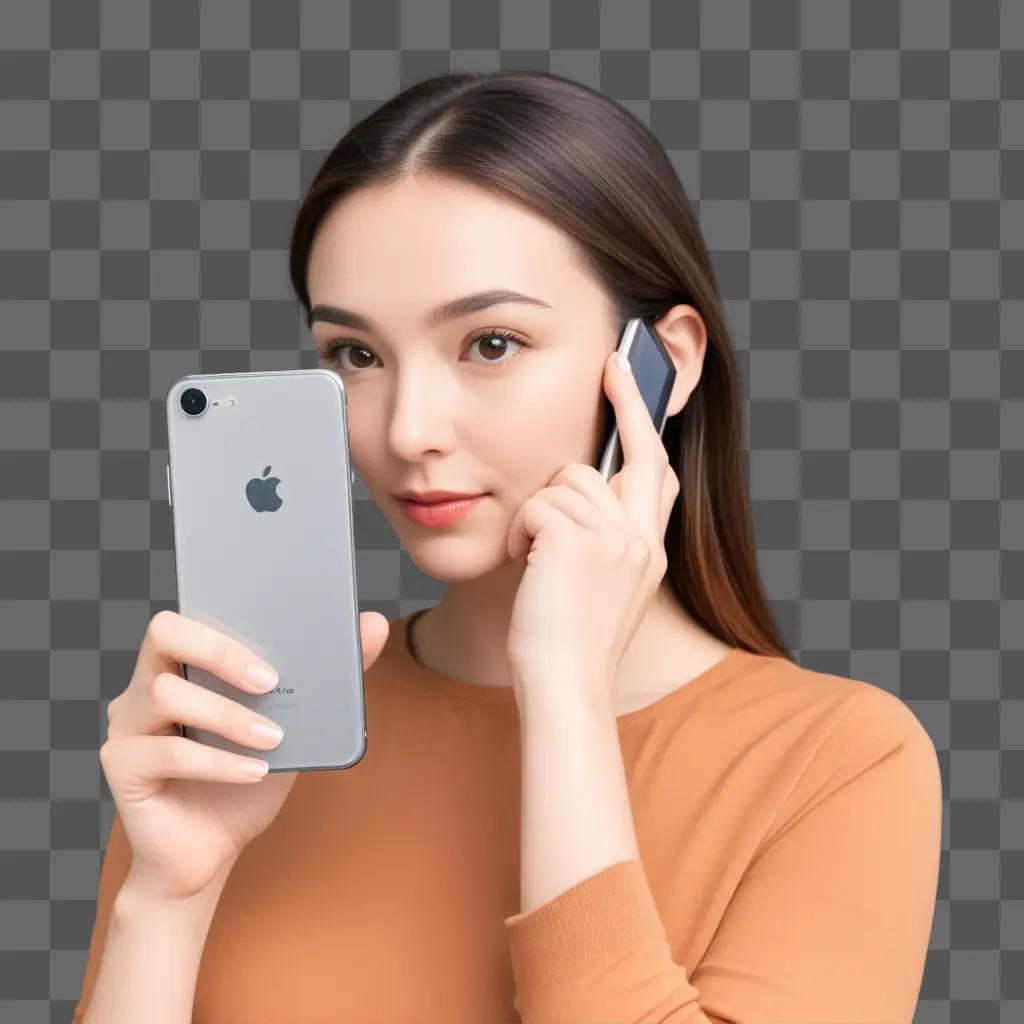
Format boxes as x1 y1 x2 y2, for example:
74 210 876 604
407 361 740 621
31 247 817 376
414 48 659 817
385 365 461 461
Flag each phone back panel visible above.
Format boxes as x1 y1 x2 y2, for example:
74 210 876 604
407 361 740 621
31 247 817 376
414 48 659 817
166 369 365 772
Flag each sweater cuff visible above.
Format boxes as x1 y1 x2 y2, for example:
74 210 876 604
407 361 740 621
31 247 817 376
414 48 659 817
503 857 673 988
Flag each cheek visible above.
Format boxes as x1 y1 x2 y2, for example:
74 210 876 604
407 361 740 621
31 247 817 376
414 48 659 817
529 372 605 450
482 377 604 492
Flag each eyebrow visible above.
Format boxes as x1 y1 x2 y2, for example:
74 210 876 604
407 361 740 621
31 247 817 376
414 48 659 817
308 288 552 333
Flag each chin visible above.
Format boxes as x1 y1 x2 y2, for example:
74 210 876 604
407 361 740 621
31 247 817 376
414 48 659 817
399 531 515 583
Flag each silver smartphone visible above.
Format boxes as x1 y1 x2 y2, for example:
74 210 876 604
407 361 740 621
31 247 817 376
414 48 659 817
596 315 677 480
165 369 366 773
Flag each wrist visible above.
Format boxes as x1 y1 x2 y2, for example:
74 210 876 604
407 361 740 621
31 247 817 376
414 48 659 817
513 667 615 724
116 859 237 917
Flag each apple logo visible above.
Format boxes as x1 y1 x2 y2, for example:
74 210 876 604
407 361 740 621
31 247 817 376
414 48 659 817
245 465 283 513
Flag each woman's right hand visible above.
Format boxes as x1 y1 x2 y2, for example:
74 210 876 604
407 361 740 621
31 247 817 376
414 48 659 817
99 609 390 903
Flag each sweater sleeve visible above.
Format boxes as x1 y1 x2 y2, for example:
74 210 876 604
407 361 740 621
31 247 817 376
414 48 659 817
502 689 943 1024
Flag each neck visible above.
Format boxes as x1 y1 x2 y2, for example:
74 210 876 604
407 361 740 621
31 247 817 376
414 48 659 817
410 568 729 699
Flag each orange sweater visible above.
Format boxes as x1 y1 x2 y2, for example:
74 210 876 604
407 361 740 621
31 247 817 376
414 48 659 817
73 612 942 1023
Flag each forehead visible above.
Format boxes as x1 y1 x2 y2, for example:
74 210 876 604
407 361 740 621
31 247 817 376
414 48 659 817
305 174 595 316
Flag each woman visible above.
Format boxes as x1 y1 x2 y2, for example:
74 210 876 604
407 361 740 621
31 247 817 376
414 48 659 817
74 70 941 1024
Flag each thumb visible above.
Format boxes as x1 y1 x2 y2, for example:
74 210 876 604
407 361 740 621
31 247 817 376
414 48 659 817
358 611 391 672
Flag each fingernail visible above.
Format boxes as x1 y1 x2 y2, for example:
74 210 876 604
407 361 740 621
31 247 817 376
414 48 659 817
250 721 284 746
246 663 279 692
616 352 631 373
239 758 270 779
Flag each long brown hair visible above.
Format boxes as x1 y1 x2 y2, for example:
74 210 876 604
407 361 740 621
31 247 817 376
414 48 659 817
288 70 792 661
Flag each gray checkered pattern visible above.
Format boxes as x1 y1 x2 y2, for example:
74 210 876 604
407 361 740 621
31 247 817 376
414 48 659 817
1 0 1020 1020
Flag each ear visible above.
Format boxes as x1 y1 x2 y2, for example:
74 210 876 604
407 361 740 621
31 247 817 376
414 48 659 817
652 304 708 418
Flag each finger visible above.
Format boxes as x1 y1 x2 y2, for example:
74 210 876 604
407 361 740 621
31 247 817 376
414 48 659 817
100 733 274 800
507 493 580 562
603 353 669 528
540 484 615 536
109 670 285 752
140 610 280 697
603 350 667 473
549 463 630 529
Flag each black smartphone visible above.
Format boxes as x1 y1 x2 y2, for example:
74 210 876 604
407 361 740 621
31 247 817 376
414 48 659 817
596 315 677 480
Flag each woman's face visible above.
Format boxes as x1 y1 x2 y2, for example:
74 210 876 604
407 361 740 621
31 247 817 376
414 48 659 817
305 173 623 581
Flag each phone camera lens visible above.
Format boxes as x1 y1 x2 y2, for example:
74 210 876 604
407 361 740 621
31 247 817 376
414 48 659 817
180 387 208 417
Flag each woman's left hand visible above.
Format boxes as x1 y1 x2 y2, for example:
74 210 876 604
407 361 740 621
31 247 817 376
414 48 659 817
505 349 680 710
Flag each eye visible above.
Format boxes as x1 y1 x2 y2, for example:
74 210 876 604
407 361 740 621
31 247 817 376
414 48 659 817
319 340 377 374
465 328 526 367
318 328 528 376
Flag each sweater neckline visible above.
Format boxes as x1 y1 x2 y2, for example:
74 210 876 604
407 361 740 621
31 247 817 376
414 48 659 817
390 609 756 730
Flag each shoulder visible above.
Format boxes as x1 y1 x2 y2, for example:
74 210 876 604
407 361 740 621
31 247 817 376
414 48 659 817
721 650 940 788
735 658 942 863
774 656 940 791
740 652 933 744
808 661 936 757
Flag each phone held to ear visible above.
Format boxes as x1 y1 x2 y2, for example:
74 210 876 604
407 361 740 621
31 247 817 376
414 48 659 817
596 315 677 481
165 369 366 773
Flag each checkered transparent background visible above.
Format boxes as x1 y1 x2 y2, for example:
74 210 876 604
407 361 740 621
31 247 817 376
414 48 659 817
2 1 1022 1021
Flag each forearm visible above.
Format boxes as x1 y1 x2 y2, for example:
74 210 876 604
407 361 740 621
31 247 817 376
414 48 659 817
515 672 640 915
83 861 236 1024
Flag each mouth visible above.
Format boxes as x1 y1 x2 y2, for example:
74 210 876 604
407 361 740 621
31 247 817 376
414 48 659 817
396 493 490 527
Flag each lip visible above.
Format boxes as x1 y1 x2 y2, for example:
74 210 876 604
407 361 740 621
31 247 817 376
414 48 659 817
394 489 484 502
398 493 489 527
